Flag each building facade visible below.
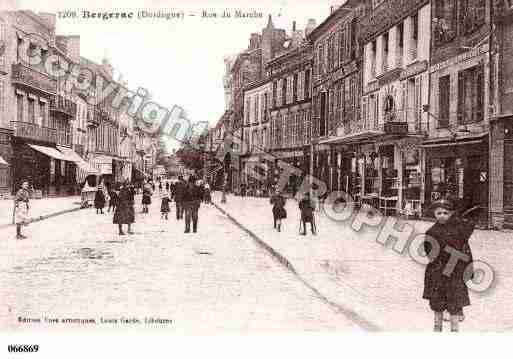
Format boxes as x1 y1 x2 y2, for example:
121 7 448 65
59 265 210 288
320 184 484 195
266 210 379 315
309 2 367 202
426 0 492 226
0 11 79 197
357 0 430 217
267 30 313 194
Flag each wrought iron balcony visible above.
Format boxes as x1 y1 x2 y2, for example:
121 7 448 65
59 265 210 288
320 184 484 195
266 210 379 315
11 63 57 94
11 121 72 146
50 95 78 119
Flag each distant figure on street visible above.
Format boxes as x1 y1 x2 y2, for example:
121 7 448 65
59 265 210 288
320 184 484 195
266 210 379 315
203 182 212 204
94 186 106 214
158 181 163 193
161 192 171 220
183 176 204 233
142 181 153 213
113 182 135 235
174 176 186 220
108 186 118 213
299 192 316 235
165 181 170 193
14 181 31 240
423 197 475 332
270 189 287 232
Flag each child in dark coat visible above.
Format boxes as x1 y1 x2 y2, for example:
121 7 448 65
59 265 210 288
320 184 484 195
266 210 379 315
270 190 287 232
161 193 171 220
299 192 316 235
94 188 106 214
423 198 475 332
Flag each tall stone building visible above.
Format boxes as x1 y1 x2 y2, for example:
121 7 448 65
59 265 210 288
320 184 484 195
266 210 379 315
0 11 80 197
426 0 493 226
490 0 513 228
309 1 368 201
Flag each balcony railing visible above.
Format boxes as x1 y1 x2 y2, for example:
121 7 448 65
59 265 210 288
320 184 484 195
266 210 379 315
50 95 77 119
11 121 72 146
11 63 57 94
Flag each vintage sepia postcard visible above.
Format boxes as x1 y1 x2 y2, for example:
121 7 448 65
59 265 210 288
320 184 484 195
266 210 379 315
0 0 512 357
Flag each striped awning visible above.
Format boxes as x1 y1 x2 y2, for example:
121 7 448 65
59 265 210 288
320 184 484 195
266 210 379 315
28 144 68 161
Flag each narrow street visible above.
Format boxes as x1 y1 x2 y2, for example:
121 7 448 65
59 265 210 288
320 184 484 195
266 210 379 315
0 197 358 332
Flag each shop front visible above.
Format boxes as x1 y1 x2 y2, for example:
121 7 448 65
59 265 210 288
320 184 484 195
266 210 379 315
423 135 489 225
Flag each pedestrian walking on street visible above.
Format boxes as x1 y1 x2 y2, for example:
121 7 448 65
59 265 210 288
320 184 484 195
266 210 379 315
270 189 287 232
174 176 186 220
299 192 316 235
203 182 212 204
183 176 204 233
158 181 163 193
142 181 153 214
165 181 170 193
14 181 31 240
108 187 118 213
94 186 106 214
161 192 171 220
113 182 135 235
423 197 475 333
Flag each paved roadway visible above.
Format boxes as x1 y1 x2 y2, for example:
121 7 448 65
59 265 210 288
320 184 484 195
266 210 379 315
0 196 358 332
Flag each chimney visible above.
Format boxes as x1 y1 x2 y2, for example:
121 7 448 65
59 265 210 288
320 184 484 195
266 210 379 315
292 21 296 32
305 19 317 37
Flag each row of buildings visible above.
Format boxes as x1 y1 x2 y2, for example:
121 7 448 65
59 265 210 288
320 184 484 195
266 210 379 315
0 10 160 198
206 0 513 229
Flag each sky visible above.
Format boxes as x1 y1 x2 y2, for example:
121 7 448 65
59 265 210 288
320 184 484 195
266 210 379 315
12 0 336 150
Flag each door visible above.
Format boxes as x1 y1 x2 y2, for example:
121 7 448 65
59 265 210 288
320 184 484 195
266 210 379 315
464 155 488 223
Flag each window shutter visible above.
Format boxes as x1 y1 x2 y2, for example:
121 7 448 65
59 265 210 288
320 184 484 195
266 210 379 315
346 22 352 58
362 96 368 129
415 76 422 130
457 72 464 124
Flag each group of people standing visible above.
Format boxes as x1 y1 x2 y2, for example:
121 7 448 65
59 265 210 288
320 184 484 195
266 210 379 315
169 175 211 233
269 190 317 235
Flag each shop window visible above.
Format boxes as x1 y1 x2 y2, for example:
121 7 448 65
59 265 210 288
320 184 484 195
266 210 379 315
438 75 450 127
458 65 484 125
429 157 460 201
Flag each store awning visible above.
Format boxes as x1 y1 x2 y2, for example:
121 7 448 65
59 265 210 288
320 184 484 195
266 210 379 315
28 144 68 161
56 146 99 175
421 132 488 148
319 129 385 145
0 155 8 166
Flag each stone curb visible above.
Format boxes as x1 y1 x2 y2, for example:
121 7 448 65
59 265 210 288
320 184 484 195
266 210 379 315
213 201 382 332
0 206 84 230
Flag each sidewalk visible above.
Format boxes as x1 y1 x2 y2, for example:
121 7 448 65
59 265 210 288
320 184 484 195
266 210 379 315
213 192 513 331
0 196 82 229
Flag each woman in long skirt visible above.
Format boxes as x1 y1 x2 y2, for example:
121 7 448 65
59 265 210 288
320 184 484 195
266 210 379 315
14 181 31 239
113 182 135 235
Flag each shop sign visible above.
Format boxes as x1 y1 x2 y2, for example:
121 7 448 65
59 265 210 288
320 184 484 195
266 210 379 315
400 60 428 80
429 43 489 73
366 80 379 94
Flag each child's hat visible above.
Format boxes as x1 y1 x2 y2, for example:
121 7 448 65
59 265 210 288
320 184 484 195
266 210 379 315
430 197 456 211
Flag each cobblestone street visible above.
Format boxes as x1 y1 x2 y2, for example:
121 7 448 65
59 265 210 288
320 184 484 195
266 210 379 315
0 198 358 332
